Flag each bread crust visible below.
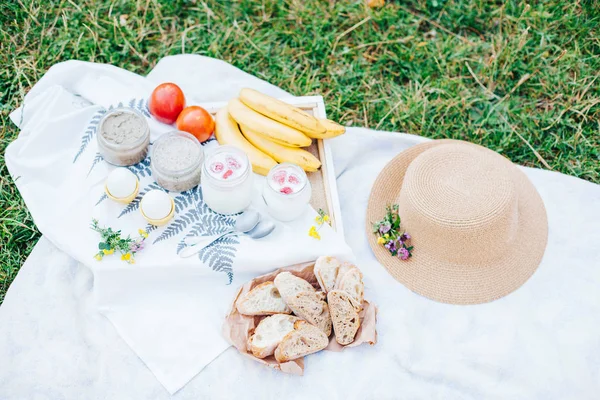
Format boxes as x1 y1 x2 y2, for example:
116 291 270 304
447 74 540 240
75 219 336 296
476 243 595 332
274 320 329 362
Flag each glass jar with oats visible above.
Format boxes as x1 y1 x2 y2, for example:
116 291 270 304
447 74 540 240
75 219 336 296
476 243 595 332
97 107 150 166
151 131 204 192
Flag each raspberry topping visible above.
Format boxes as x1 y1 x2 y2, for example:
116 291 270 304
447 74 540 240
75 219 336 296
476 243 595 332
280 186 294 195
226 156 241 170
211 162 224 173
288 174 301 185
222 169 233 179
272 170 287 186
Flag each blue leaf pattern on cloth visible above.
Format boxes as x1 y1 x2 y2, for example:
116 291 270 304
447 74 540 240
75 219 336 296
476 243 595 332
83 98 240 281
87 153 104 176
153 208 202 243
197 235 239 284
127 157 153 179
73 108 106 163
95 193 108 206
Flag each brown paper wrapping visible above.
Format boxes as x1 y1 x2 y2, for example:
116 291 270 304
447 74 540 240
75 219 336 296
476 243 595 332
222 261 378 375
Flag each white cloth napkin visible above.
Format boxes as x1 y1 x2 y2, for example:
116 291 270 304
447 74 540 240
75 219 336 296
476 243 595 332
5 57 353 393
1 55 600 399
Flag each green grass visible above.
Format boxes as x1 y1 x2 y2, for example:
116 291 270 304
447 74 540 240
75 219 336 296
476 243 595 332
1 0 599 304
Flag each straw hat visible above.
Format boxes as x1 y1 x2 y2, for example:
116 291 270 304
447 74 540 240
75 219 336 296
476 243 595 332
366 140 548 305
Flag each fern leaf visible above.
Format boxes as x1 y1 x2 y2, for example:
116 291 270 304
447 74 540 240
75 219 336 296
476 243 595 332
145 223 158 234
95 193 108 206
73 108 106 163
87 153 104 176
153 208 201 243
127 156 153 179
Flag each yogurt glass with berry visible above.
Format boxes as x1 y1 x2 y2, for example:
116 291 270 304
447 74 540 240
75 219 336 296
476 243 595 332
201 145 254 215
263 163 312 221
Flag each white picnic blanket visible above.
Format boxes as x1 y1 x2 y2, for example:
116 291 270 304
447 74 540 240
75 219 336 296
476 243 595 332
3 57 352 394
1 55 600 399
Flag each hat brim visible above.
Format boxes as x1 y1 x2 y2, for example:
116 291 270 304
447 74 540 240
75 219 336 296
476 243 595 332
366 140 548 305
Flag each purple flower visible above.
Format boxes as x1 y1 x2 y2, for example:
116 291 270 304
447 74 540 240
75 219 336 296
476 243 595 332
400 233 411 241
398 247 409 260
379 223 391 234
384 240 397 252
130 241 145 253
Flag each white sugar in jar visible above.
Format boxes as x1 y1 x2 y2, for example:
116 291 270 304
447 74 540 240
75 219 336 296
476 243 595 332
201 146 254 215
263 163 312 221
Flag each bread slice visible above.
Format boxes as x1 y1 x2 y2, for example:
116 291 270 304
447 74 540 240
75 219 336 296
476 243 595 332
274 320 329 363
249 314 301 358
328 290 360 345
273 271 315 301
286 291 332 336
335 262 354 287
336 266 364 308
236 281 291 316
314 256 341 293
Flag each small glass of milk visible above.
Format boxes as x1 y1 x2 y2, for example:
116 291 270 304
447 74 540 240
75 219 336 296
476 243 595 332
263 163 312 221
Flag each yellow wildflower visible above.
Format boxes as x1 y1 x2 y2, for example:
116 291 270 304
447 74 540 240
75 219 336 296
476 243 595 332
121 253 132 261
383 233 390 240
103 248 114 255
377 237 386 245
323 215 330 223
308 226 321 240
94 254 103 261
138 229 149 238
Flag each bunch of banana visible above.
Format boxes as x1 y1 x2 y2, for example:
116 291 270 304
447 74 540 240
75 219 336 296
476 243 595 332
215 88 346 175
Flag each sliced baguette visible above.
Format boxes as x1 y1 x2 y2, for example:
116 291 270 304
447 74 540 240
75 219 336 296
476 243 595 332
286 291 332 336
236 281 291 316
336 265 364 308
328 290 361 345
314 256 341 293
249 314 301 358
335 262 354 287
274 320 329 363
273 271 315 301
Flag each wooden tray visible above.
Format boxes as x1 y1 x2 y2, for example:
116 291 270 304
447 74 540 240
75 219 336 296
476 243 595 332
199 96 344 234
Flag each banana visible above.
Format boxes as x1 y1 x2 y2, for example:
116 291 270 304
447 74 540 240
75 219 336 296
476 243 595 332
214 107 277 176
239 88 326 137
240 125 321 172
228 98 312 148
309 118 346 139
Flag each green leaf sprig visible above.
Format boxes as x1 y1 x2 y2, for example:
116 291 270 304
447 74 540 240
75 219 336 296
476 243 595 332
91 219 148 264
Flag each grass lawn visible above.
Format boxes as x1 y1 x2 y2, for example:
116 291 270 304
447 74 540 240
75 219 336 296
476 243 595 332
1 0 598 304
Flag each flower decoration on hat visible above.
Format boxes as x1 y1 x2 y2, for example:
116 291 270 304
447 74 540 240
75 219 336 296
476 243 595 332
372 204 413 260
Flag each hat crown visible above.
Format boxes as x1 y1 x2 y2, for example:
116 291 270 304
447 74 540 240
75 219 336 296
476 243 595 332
398 144 519 265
